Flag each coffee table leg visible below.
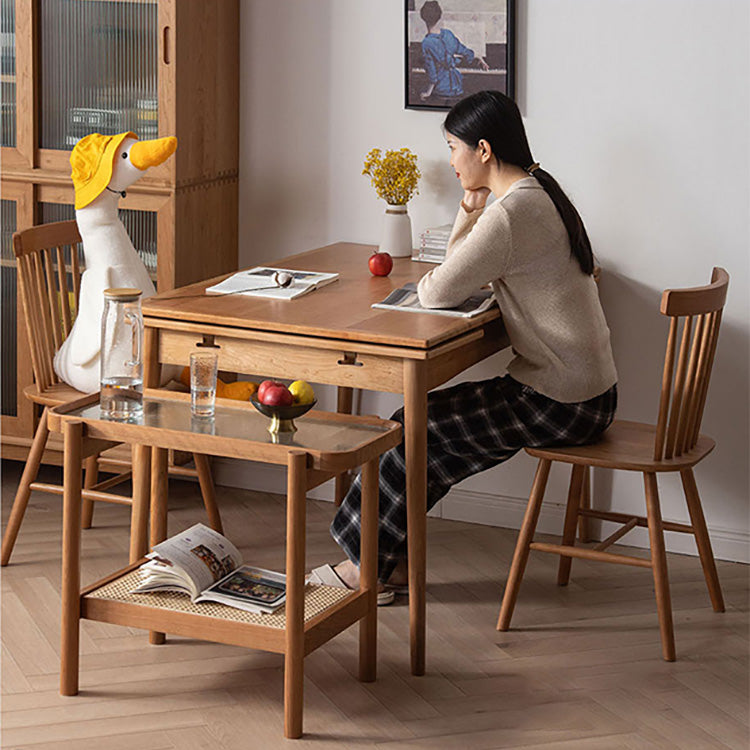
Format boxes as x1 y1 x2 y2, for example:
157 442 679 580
404 360 427 676
149 446 169 645
284 451 307 739
359 456 378 682
61 420 83 696
129 444 151 564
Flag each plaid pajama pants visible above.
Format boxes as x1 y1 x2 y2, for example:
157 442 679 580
331 374 617 582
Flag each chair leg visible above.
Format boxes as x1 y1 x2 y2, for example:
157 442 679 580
577 465 592 543
680 468 725 613
193 454 223 534
1 408 50 566
81 454 99 529
497 458 552 631
643 472 676 662
558 464 586 586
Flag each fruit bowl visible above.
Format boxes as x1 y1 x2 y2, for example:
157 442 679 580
250 397 317 435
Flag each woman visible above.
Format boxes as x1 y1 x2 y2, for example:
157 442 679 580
330 90 618 603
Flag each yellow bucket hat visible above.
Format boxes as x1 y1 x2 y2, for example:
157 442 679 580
70 131 136 210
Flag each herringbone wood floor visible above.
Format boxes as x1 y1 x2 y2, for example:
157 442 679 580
1 460 748 749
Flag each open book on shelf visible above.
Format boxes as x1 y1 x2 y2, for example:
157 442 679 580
133 523 288 614
372 282 497 318
206 266 339 300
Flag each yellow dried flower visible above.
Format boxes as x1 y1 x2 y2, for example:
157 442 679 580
362 147 421 205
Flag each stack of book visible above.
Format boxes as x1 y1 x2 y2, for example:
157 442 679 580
412 224 452 263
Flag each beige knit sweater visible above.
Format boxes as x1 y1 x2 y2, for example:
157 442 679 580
417 177 617 403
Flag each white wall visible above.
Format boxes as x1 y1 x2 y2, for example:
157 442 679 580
229 0 750 562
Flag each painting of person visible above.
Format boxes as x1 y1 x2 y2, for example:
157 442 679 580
419 1 489 102
406 0 514 110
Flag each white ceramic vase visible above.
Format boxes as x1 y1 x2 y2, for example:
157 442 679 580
378 203 412 258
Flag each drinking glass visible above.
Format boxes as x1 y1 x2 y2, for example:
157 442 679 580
190 351 218 417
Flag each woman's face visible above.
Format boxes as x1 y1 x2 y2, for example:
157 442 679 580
446 132 488 191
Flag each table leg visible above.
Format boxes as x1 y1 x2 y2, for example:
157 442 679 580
149 446 169 646
404 360 427 676
194 453 223 533
334 386 354 506
284 451 307 739
143 326 161 388
129 444 151 564
359 456 378 682
60 420 83 696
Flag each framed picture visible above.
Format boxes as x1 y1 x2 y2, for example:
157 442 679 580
405 0 515 111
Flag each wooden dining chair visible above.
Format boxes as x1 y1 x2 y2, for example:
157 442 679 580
1 220 223 566
497 268 729 661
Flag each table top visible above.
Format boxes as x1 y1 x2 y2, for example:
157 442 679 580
142 242 500 350
48 391 402 469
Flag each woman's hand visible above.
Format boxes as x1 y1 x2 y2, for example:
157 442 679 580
462 187 490 212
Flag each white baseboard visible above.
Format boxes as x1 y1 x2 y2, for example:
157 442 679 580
212 459 749 564
438 487 750 565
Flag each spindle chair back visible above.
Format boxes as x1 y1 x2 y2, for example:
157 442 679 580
2 221 222 567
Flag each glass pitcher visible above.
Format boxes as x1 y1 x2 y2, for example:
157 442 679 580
100 288 144 419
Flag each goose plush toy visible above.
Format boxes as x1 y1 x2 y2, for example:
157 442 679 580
54 132 177 393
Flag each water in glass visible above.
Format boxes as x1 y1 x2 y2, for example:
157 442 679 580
191 385 216 417
100 288 144 419
100 376 144 418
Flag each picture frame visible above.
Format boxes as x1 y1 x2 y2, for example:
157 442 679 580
405 0 515 111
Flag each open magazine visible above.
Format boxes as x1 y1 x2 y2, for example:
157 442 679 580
133 523 288 614
206 266 339 300
372 282 496 318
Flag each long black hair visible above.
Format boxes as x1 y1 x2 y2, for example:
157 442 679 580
444 90 594 275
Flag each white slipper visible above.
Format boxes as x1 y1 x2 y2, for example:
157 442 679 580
384 582 409 596
310 564 394 606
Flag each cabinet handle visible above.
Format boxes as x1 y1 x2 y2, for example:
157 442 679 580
162 26 171 65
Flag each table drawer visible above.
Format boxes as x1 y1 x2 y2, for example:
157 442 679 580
157 329 405 392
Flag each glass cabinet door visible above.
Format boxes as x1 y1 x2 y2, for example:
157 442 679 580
38 0 158 155
1 182 34 442
1 198 18 416
1 0 15 148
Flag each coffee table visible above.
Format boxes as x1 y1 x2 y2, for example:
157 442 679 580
48 390 401 739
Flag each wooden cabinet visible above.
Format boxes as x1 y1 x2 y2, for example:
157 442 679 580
1 0 239 459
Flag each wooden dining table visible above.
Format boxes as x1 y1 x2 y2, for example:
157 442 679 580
141 241 508 675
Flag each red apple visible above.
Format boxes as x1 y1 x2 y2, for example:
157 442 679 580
368 251 393 277
257 379 276 402
259 380 293 406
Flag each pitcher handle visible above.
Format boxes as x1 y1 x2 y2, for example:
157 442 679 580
127 311 144 369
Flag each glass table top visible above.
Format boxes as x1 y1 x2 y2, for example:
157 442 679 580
68 395 396 454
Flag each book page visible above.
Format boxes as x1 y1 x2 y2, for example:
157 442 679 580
196 565 287 613
372 282 496 318
133 561 197 597
205 267 339 300
149 523 243 595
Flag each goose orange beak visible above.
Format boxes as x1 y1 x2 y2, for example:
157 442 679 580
130 136 177 170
